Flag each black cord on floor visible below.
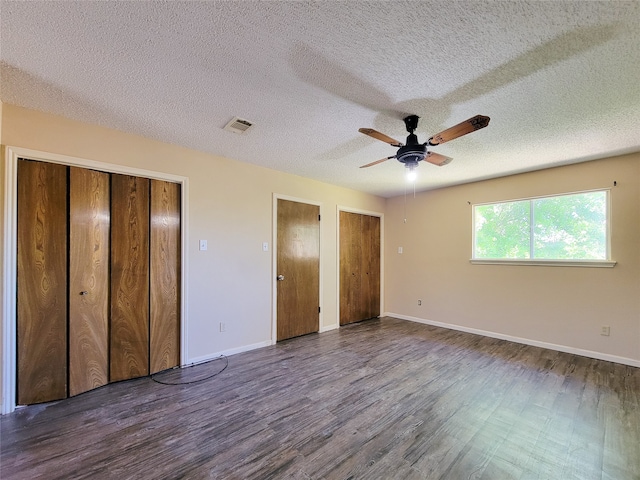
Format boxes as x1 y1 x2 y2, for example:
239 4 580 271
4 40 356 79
151 355 229 386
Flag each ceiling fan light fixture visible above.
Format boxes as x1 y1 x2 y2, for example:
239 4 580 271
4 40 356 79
405 162 418 182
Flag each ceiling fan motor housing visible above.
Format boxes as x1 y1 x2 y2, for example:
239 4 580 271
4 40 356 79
397 130 427 164
396 143 427 165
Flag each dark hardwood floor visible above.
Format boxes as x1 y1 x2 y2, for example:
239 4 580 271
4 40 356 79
2 317 639 479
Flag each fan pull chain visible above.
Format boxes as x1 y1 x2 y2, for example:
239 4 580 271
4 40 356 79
404 184 408 223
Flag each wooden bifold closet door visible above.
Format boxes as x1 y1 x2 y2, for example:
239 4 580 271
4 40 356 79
69 167 110 397
17 159 181 405
150 180 181 374
110 174 150 382
17 160 68 405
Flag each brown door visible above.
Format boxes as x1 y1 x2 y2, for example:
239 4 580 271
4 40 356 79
362 214 381 319
17 161 182 404
68 167 110 396
340 211 362 324
276 199 320 341
150 180 181 374
110 174 150 382
339 211 380 326
17 159 68 405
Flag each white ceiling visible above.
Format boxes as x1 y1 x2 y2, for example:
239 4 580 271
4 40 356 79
1 1 639 198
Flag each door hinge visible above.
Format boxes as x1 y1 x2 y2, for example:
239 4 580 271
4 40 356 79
318 214 321 221
318 306 321 313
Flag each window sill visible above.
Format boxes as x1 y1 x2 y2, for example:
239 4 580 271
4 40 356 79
470 259 617 268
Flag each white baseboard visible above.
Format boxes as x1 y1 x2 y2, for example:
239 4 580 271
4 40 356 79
384 312 640 369
187 324 340 367
185 340 272 367
320 324 338 333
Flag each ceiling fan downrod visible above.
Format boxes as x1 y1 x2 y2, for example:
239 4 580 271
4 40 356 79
403 114 420 133
397 115 427 165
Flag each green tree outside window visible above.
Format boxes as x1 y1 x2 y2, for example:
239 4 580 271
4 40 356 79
474 191 607 260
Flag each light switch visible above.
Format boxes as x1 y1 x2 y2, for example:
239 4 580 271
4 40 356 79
199 240 208 251
398 246 403 254
263 242 269 252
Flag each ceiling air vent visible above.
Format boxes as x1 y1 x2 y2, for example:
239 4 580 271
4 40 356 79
223 117 254 134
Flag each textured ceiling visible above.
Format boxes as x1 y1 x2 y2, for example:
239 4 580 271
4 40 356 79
1 1 639 197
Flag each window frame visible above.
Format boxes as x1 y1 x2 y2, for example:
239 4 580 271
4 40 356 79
471 188 616 268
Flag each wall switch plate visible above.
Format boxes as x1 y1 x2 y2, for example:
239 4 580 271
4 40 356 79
601 325 610 336
418 300 422 306
199 240 208 251
398 247 403 254
220 322 226 332
262 242 268 252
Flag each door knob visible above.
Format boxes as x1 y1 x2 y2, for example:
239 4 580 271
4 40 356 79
79 291 88 295
277 275 285 281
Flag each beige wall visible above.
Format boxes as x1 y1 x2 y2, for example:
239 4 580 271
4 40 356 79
385 153 640 364
2 102 638 412
0 104 385 386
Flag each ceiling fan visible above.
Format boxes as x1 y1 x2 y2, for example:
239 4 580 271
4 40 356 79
359 114 490 177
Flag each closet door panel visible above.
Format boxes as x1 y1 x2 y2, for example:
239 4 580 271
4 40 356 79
339 211 362 325
110 174 150 382
69 167 110 396
340 212 381 326
362 215 381 319
150 180 181 374
17 159 68 404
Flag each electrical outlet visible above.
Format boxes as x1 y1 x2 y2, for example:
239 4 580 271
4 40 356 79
220 322 226 332
600 325 610 336
418 300 422 306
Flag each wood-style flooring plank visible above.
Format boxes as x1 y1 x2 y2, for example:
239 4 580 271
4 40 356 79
2 317 639 479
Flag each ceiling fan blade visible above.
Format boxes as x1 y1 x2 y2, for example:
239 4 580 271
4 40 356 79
427 115 490 146
359 128 404 146
424 152 453 166
360 156 396 168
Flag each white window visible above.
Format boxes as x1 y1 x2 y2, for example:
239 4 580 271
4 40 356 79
472 190 615 267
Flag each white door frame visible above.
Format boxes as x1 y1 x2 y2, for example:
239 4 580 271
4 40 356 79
2 146 189 414
336 206 384 327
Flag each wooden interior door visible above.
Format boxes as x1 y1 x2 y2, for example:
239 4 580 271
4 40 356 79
150 180 181 374
340 211 362 324
276 199 320 341
68 167 110 396
362 214 381 319
17 159 68 404
110 174 150 382
339 211 380 326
